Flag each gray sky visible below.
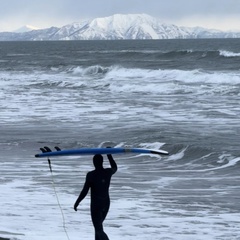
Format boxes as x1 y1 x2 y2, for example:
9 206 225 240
1 0 240 32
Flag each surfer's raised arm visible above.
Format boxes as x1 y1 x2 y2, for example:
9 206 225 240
107 154 117 174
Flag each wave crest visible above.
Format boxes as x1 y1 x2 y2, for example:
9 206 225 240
219 50 240 58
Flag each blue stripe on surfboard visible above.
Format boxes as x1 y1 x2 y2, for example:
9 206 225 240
35 148 169 158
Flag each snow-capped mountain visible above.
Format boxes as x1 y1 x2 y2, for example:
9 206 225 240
56 14 192 40
14 25 40 33
1 14 240 41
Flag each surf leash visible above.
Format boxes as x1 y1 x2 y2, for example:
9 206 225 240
41 146 71 240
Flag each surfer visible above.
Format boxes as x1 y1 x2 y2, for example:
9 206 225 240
74 153 117 240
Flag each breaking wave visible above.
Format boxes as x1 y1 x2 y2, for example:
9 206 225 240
219 50 240 57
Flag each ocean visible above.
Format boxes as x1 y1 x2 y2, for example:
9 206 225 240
0 39 240 240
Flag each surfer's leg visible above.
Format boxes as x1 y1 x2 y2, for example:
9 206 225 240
102 202 110 222
95 231 109 240
91 206 109 240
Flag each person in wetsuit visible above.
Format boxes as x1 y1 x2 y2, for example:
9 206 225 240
74 153 117 240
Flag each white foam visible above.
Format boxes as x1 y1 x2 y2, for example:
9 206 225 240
139 142 165 150
167 147 187 161
1 151 240 240
209 157 240 171
1 66 240 131
219 50 240 57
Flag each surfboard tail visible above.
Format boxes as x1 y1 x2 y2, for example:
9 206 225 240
150 150 169 155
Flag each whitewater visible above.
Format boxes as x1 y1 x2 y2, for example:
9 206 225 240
0 39 240 240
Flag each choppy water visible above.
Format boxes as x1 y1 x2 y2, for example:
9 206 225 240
0 39 240 240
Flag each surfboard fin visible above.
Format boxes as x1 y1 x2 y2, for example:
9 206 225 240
43 146 52 152
40 147 47 153
55 146 61 151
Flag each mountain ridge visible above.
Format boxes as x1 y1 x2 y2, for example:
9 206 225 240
1 14 240 41
14 25 40 33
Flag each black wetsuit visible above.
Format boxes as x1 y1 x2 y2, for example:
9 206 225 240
74 154 117 240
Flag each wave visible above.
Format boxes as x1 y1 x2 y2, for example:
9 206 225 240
72 48 240 60
104 66 240 85
159 143 240 173
161 49 240 59
104 49 240 59
2 65 240 91
210 156 240 170
69 65 110 76
193 156 240 172
219 50 240 58
72 65 240 84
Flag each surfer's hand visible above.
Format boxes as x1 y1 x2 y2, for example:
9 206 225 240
74 203 78 211
106 146 112 157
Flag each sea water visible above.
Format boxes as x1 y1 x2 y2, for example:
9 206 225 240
0 39 240 240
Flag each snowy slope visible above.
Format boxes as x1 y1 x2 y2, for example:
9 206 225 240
14 25 40 33
58 14 193 40
1 14 240 40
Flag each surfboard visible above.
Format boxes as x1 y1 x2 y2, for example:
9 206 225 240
35 147 169 158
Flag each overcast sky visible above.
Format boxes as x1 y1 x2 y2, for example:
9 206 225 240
1 0 240 32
